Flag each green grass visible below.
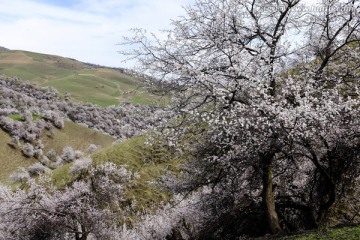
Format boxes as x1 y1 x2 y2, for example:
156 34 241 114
0 50 164 106
0 130 37 184
282 225 360 240
8 114 22 121
42 120 115 155
8 114 43 121
0 120 115 184
51 135 184 210
32 114 43 120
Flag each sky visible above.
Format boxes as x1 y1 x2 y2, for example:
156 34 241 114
0 0 193 68
0 0 318 69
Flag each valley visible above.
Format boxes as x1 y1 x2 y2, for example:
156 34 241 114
0 0 359 237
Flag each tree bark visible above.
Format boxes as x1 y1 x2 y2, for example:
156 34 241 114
166 228 184 240
317 181 336 223
304 209 319 229
261 157 282 234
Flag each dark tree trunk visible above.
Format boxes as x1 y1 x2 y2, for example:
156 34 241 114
317 181 336 223
75 233 88 240
304 209 319 229
75 224 88 240
261 156 282 234
166 228 184 240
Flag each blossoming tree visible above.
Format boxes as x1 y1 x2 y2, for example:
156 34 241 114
123 0 360 236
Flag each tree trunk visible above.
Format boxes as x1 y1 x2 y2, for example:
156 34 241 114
317 181 336 223
261 158 282 234
75 224 88 240
166 228 184 240
304 209 319 230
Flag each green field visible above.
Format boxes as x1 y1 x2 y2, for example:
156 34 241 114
0 50 163 106
0 120 115 184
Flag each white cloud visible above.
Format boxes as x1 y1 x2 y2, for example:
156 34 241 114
0 0 192 68
0 0 321 68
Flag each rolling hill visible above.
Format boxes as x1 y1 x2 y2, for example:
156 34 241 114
0 48 164 106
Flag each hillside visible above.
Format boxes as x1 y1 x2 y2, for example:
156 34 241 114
0 71 170 187
51 135 182 209
0 120 115 184
0 49 163 106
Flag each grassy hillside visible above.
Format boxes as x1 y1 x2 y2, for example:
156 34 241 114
0 49 164 106
52 135 183 210
0 120 115 184
0 129 35 184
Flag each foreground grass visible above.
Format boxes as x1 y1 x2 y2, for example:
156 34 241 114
282 225 360 240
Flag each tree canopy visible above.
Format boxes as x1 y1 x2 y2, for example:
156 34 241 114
123 0 360 237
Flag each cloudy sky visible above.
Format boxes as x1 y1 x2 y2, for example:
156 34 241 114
0 0 318 68
0 0 192 68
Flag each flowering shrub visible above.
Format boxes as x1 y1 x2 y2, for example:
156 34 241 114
0 164 136 239
22 143 34 158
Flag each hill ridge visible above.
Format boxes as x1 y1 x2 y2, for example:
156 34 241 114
0 48 163 106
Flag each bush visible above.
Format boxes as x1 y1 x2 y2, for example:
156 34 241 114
53 117 64 129
69 157 93 175
40 156 51 165
8 167 30 184
60 146 76 162
21 110 32 122
22 143 34 158
28 163 51 176
87 144 98 153
8 136 20 149
34 140 44 150
74 150 84 159
46 149 57 161
33 149 43 159
51 157 64 169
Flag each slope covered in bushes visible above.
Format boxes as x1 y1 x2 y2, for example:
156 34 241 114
51 135 182 209
0 120 114 183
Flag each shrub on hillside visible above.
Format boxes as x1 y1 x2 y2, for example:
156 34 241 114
50 156 64 169
0 116 15 133
21 110 32 122
74 150 84 159
33 149 43 159
34 140 44 150
28 163 51 177
69 157 93 175
60 146 76 162
8 167 30 184
46 149 57 161
40 156 51 165
22 143 34 158
8 136 20 149
87 144 98 153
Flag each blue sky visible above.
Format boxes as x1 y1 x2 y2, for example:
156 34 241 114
37 0 78 7
0 0 192 68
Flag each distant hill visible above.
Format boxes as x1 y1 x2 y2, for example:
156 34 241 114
0 46 9 52
0 48 164 106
